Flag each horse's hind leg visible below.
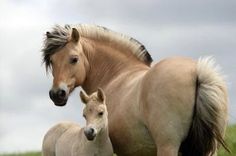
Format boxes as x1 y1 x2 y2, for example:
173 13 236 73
144 102 193 156
142 94 194 156
153 126 181 156
147 120 183 156
143 105 186 156
157 145 179 156
142 97 194 156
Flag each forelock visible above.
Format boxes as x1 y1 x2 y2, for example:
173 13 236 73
42 25 72 70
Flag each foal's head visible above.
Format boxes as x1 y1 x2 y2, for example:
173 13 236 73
43 26 87 106
80 88 108 141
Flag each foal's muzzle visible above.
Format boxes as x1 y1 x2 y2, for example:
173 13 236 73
84 127 97 141
49 89 68 106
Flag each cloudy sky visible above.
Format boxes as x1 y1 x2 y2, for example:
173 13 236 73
0 0 235 153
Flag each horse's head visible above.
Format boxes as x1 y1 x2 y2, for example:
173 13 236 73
80 88 108 141
43 25 87 106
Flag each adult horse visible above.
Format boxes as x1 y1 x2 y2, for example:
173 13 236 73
42 24 228 156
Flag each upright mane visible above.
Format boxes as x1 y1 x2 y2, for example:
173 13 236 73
42 24 153 69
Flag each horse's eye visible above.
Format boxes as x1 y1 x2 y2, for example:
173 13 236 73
98 112 103 116
70 57 78 64
83 114 86 119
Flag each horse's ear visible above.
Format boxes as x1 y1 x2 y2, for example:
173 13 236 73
97 88 105 103
46 32 52 38
80 90 89 104
71 28 80 43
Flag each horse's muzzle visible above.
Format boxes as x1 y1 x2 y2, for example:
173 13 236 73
84 127 97 141
49 89 68 106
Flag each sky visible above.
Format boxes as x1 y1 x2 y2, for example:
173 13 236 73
0 0 235 153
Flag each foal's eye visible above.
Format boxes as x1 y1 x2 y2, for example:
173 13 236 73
83 114 86 119
70 57 78 64
98 112 104 116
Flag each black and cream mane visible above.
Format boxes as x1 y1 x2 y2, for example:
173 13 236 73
42 24 153 69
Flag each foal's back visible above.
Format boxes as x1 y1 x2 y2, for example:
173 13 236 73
55 125 84 156
42 121 80 156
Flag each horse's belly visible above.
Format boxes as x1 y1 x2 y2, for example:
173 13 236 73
110 121 156 156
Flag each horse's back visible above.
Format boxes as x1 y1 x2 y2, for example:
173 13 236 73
42 121 79 156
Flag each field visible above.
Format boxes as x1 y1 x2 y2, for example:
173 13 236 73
218 124 236 156
1 125 235 156
0 152 41 156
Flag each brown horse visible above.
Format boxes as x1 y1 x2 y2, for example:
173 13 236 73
42 24 228 156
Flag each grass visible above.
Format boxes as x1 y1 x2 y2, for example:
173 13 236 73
218 124 236 156
1 125 235 156
0 152 41 156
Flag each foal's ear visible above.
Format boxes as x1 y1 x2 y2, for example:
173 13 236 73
80 90 89 104
97 88 105 103
71 28 80 43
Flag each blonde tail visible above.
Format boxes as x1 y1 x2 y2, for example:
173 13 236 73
181 57 229 156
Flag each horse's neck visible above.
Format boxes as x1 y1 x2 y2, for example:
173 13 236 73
81 38 147 94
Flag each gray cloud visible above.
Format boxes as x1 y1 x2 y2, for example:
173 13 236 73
51 0 236 25
0 0 235 153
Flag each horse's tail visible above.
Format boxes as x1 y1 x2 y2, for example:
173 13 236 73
180 57 229 156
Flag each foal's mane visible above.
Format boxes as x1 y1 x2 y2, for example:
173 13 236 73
42 24 153 69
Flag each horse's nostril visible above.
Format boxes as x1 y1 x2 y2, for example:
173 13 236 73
49 90 55 100
57 89 66 99
90 128 94 134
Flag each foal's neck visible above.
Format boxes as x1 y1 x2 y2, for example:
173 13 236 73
81 38 149 94
96 126 110 144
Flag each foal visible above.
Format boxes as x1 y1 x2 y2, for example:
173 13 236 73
42 88 113 156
